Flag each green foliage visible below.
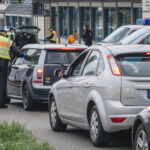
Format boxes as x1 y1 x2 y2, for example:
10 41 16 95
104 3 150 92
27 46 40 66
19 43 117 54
0 121 55 150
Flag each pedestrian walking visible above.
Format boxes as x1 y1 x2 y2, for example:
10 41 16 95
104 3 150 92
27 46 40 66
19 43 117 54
0 29 28 108
45 27 57 43
7 28 14 42
83 25 94 46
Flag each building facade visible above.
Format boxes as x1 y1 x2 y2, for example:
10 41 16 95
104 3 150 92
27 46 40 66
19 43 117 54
32 0 142 43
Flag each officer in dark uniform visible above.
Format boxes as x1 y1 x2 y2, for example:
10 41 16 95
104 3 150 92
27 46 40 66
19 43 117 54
0 29 27 108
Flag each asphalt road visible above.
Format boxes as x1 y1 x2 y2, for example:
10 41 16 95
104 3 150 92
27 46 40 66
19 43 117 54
0 100 132 150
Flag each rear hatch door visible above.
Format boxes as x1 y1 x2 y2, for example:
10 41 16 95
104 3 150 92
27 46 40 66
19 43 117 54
116 53 150 106
43 48 85 86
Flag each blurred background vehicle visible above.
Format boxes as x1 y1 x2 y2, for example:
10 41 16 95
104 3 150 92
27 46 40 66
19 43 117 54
14 26 40 49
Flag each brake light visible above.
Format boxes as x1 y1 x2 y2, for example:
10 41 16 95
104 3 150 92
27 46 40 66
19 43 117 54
145 52 150 55
111 117 127 123
37 68 43 79
107 54 120 76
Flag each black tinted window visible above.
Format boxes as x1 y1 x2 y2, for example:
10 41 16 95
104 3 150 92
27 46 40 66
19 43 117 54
45 51 80 64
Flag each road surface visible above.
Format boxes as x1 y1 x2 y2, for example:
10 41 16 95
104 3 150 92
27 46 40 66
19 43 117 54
0 100 131 150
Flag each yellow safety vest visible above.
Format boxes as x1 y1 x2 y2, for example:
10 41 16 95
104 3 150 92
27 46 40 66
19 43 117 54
0 35 13 60
7 32 12 36
50 31 57 42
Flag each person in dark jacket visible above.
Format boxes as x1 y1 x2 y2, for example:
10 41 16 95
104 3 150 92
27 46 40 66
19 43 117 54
0 29 28 108
83 25 94 46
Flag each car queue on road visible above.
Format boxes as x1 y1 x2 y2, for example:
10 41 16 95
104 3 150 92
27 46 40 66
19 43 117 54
3 19 150 150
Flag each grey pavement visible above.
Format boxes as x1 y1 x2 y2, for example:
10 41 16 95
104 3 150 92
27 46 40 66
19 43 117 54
0 100 131 150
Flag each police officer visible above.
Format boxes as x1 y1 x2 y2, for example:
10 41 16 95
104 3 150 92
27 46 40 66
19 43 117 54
83 25 94 46
7 28 14 41
0 29 26 108
45 27 57 43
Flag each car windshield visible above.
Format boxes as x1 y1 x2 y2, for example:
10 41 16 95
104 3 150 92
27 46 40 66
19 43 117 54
121 28 150 45
14 49 41 65
116 53 150 77
45 50 81 64
103 27 130 44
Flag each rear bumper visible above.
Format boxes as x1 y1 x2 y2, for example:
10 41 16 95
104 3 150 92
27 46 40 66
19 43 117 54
100 100 146 133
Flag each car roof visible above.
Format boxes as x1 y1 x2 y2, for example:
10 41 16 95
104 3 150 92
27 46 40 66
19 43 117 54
120 25 149 29
105 45 150 55
22 44 88 50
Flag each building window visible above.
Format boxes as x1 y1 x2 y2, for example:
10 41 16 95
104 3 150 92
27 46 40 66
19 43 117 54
6 16 11 27
18 17 24 26
104 8 117 36
80 7 90 37
51 7 58 31
133 8 142 24
12 16 17 27
92 7 103 41
60 7 68 37
25 18 32 26
70 7 78 35
119 8 131 26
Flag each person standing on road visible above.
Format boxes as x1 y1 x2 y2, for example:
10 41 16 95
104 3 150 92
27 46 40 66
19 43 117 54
83 25 94 46
0 29 28 108
7 28 14 42
45 27 57 43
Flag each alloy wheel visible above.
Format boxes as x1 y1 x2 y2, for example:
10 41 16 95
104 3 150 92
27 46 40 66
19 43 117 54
136 129 149 150
50 100 57 127
90 110 99 141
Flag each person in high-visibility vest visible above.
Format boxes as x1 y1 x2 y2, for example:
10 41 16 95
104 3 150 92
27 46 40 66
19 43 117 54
0 29 28 108
45 27 57 43
7 28 14 41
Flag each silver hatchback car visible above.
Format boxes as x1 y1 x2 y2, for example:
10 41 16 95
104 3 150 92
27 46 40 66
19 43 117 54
48 45 150 147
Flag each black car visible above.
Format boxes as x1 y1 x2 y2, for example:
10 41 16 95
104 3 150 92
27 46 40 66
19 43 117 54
132 107 150 150
7 44 87 111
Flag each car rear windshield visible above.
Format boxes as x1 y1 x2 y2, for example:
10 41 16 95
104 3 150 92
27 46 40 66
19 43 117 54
103 27 130 44
45 50 81 64
116 53 150 77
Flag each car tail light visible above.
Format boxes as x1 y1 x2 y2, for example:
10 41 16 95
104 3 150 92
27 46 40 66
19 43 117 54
111 117 127 123
108 54 120 76
37 68 43 79
145 52 150 55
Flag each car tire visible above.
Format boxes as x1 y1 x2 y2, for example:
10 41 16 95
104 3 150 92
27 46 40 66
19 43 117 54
89 106 110 147
22 84 34 111
134 124 149 150
49 97 67 132
5 97 11 104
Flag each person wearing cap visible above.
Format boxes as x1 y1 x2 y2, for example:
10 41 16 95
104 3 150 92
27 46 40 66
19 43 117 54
45 27 57 43
0 29 28 108
7 28 14 42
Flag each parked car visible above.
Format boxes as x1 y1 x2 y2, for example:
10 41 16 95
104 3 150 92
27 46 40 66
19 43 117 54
132 107 150 150
96 25 145 45
48 44 150 147
7 44 87 111
119 27 150 45
14 26 40 49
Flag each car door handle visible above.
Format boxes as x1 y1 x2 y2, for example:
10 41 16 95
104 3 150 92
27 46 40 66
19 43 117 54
83 83 90 88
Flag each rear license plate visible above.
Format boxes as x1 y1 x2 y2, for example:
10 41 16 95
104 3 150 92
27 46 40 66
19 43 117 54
148 90 150 99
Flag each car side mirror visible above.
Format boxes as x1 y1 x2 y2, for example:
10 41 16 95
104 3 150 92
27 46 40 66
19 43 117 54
54 68 65 78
